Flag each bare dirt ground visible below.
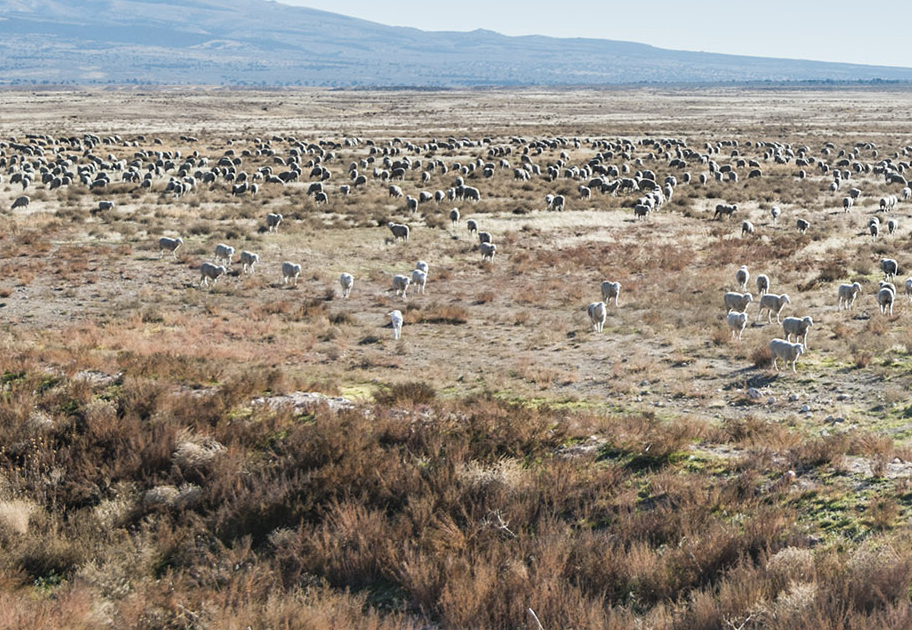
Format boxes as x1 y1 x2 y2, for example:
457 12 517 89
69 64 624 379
2 86 912 436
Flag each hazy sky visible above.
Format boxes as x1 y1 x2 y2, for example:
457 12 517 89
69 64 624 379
275 0 912 68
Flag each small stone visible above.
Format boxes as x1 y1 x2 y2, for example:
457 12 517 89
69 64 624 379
789 394 800 402
894 457 903 464
800 405 811 413
640 380 648 387
837 394 850 401
768 397 776 404
746 387 762 400
833 417 845 423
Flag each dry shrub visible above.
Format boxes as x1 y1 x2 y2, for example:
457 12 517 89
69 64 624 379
373 381 437 406
411 303 469 324
0 500 36 535
751 344 773 368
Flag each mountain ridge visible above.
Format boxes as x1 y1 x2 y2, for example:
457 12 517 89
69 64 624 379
1 0 911 86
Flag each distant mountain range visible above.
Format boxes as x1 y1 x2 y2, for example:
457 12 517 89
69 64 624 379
1 0 911 86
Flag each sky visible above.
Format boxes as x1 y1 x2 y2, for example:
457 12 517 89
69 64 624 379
275 0 912 68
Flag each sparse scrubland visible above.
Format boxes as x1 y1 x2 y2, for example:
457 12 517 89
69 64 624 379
3 87 912 628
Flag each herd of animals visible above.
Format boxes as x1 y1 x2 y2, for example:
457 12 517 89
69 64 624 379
4 130 912 375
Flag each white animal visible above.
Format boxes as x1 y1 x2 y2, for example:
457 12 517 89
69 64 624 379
888 219 899 235
838 282 862 310
282 261 302 286
600 281 621 307
727 311 748 341
905 278 912 302
411 269 427 294
387 222 410 242
158 236 183 258
881 258 899 281
449 208 460 227
467 219 478 234
878 284 896 316
392 274 411 297
757 293 790 324
214 243 235 265
266 212 283 231
756 274 770 295
339 272 354 298
736 265 749 291
239 250 259 274
870 218 880 241
769 338 805 373
770 206 781 223
199 262 226 288
587 301 607 333
480 242 497 262
415 260 429 273
741 221 755 237
782 316 813 348
478 231 493 245
389 309 403 340
724 291 753 314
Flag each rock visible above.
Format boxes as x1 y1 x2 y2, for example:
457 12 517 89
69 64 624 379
768 397 776 404
789 393 800 402
746 387 762 400
251 391 356 414
800 405 811 413
837 393 851 401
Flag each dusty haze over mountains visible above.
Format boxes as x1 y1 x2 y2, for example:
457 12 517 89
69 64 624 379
1 0 912 86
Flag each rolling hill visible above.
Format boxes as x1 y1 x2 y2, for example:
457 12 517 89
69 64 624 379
1 0 911 86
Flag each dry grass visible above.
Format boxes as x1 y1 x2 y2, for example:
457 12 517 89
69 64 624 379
1 87 912 627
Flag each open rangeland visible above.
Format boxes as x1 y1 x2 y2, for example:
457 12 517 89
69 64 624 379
3 87 912 629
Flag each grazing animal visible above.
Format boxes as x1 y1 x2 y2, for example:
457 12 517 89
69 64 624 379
770 206 781 223
782 316 813 348
449 207 460 227
392 274 411 297
239 251 259 274
214 243 234 265
757 293 790 324
714 203 737 220
756 274 770 295
411 269 427 294
600 281 621 307
837 282 862 310
736 265 750 291
480 242 497 262
878 285 896 316
387 222 410 242
389 310 403 340
266 212 283 231
339 272 354 298
158 236 183 258
769 338 805 373
282 261 302 286
466 219 478 235
199 262 226 288
588 301 607 333
724 291 753 314
881 258 899 281
796 218 810 234
11 195 30 210
727 311 748 341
